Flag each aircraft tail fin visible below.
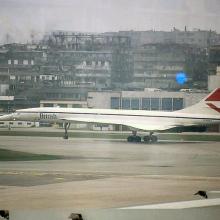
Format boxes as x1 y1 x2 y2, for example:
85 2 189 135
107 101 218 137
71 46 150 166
177 88 220 115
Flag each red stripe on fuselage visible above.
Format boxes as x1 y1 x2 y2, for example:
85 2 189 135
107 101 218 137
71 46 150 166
205 88 220 101
206 103 220 113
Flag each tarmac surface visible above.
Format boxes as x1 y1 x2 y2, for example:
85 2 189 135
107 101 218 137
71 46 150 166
0 136 220 209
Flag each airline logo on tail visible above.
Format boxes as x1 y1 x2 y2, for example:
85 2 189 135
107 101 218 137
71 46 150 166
205 88 220 113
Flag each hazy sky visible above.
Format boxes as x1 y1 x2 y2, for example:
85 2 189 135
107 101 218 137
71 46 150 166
1 0 220 43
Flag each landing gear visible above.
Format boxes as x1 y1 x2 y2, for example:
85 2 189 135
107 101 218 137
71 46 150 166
143 132 158 143
150 135 158 143
143 135 150 143
127 131 158 143
127 130 142 143
63 122 70 139
127 135 142 142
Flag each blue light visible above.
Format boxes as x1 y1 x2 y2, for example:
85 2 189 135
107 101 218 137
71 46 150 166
176 72 187 85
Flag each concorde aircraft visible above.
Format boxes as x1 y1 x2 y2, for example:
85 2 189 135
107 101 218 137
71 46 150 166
0 88 220 143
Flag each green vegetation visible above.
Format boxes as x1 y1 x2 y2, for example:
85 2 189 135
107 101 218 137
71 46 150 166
159 133 220 142
0 148 63 161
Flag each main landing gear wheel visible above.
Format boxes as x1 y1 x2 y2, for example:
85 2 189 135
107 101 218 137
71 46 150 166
127 135 142 143
143 132 158 143
150 135 158 143
127 130 141 143
63 122 70 139
143 135 150 143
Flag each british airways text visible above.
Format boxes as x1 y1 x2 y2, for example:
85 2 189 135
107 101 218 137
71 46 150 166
40 113 57 120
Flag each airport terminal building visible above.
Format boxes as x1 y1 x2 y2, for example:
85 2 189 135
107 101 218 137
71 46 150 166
87 89 208 111
39 89 208 111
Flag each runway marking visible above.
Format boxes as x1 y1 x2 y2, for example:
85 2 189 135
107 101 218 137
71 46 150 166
0 171 24 175
132 175 220 181
30 172 48 176
54 178 65 180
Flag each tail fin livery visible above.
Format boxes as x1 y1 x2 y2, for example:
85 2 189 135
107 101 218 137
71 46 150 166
204 88 220 102
178 88 220 115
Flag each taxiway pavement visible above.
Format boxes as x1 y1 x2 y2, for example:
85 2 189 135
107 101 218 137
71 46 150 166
0 136 220 209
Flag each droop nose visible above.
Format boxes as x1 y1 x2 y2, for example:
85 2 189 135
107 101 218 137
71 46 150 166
0 114 14 121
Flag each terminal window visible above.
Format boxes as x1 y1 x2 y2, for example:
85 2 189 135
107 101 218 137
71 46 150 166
162 98 172 111
122 98 130 110
43 103 54 107
131 98 139 110
111 97 120 109
58 104 68 108
72 104 82 108
151 98 160 110
142 98 150 110
173 98 183 110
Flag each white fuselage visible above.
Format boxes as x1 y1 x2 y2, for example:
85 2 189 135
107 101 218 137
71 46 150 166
5 107 220 132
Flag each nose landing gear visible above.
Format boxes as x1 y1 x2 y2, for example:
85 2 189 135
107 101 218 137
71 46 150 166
63 122 70 139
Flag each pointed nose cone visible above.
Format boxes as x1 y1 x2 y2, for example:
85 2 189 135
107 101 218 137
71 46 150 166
0 114 13 121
